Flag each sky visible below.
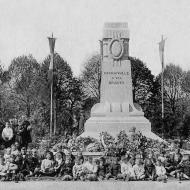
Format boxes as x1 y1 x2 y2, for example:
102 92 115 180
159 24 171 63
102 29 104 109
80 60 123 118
0 0 190 76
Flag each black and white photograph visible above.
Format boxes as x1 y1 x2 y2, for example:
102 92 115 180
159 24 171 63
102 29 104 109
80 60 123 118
0 0 190 189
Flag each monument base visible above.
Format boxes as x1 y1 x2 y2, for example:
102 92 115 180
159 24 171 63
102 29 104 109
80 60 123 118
82 116 163 141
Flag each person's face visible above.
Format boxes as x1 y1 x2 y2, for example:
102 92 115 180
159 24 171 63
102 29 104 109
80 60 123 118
7 148 11 155
0 158 4 165
157 161 161 166
18 120 22 125
56 153 62 160
174 155 181 162
9 157 14 163
75 159 80 165
88 157 93 164
21 148 26 155
77 152 82 157
175 149 180 154
84 157 88 162
123 159 128 164
9 120 13 125
11 145 16 151
46 153 52 160
15 142 19 148
32 150 37 157
65 156 71 163
160 153 164 157
72 134 77 139
135 159 140 165
146 159 151 165
5 122 9 128
79 158 84 165
100 160 104 166
27 149 31 155
93 160 97 165
130 158 135 165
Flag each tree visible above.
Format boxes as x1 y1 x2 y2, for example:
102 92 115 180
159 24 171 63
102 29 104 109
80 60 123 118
149 64 190 139
80 54 101 103
182 70 190 94
7 55 40 118
129 57 156 121
40 53 83 136
163 64 185 115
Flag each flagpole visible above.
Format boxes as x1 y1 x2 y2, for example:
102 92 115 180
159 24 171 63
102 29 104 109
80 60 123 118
161 48 164 138
50 74 53 138
48 33 56 138
159 35 165 138
99 40 103 99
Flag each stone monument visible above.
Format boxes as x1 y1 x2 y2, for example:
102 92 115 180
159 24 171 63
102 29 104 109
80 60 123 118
83 22 162 141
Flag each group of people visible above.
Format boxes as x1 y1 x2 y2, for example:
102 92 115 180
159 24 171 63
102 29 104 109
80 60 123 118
0 118 32 149
0 139 190 182
0 120 190 183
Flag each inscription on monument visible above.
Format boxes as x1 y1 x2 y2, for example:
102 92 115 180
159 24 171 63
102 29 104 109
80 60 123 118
103 71 129 85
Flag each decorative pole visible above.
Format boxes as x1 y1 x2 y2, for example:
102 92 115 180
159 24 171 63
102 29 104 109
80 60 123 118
48 33 56 138
99 40 103 99
159 35 166 138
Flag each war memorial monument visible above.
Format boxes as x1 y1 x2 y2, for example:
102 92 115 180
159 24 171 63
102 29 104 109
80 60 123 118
83 22 162 141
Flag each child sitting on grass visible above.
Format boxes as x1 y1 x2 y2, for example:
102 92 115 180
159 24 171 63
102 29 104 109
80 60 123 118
27 148 41 177
4 148 11 163
72 157 85 181
54 151 65 177
120 157 135 181
11 144 20 156
106 157 121 180
175 155 190 181
97 157 107 180
61 153 74 181
0 157 7 179
155 160 167 182
133 159 145 180
17 147 30 181
144 157 156 181
85 158 98 181
3 155 18 181
39 151 55 177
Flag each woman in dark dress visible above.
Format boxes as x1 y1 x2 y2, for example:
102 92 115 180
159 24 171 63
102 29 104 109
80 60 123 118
21 120 32 149
15 120 25 147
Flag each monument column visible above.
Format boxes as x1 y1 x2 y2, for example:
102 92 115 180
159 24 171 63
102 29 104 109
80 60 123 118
82 23 162 141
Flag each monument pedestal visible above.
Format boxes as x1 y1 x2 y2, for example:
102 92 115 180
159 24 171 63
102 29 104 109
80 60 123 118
82 115 162 141
82 22 162 142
